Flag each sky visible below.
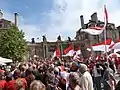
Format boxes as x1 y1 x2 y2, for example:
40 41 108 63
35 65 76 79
0 0 120 42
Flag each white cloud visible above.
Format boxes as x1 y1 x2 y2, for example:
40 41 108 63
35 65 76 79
2 0 120 42
19 24 42 41
41 0 120 41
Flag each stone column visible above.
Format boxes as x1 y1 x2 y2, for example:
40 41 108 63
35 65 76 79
42 36 48 59
43 42 48 58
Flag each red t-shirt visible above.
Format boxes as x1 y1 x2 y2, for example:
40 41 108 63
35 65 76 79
5 78 27 90
0 80 6 90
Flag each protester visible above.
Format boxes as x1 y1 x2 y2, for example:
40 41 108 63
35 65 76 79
0 54 118 90
79 64 94 90
68 72 81 90
30 80 46 90
102 63 116 90
93 63 103 90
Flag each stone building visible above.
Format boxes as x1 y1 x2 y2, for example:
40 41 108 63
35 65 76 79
0 10 18 30
75 12 119 56
116 26 120 38
76 13 119 45
27 12 120 59
76 12 119 46
27 38 88 59
27 37 62 59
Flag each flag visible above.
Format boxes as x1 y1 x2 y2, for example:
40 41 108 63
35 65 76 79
75 46 81 55
52 47 60 58
80 25 104 35
114 49 120 53
109 39 120 50
92 38 113 52
80 5 108 35
73 46 81 59
96 55 101 61
64 44 75 56
104 5 108 26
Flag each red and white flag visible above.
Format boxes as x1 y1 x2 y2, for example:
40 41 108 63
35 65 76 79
73 46 81 59
75 46 81 55
81 5 108 35
92 38 113 52
80 25 104 35
109 39 120 50
96 55 101 61
52 47 60 58
64 44 75 56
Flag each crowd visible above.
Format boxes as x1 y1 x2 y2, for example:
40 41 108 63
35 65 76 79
0 55 119 90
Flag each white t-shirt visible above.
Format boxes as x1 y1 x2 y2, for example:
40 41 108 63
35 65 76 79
93 66 102 77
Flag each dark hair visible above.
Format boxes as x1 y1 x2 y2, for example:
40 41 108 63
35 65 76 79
25 68 33 76
13 70 21 80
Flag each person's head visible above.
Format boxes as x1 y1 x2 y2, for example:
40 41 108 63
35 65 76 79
69 72 79 89
6 73 12 82
16 78 24 90
79 64 88 74
54 67 60 75
70 62 78 71
96 63 100 68
11 64 16 71
25 68 33 76
30 80 46 90
21 65 26 72
13 69 21 80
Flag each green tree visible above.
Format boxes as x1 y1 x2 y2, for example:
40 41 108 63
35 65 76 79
0 25 27 61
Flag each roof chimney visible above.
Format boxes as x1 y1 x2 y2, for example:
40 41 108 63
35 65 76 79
91 12 98 23
80 15 84 28
14 13 18 27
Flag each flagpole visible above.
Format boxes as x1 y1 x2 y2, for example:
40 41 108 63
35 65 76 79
104 24 108 61
104 5 109 64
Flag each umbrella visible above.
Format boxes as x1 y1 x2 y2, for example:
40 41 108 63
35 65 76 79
0 57 12 63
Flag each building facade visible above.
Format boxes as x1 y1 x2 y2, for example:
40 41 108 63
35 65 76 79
27 40 60 59
27 12 120 59
75 12 119 56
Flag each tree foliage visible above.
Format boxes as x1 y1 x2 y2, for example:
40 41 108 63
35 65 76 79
0 25 27 61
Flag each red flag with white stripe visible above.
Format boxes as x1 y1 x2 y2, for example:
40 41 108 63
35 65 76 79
73 46 81 59
80 25 104 35
75 46 81 55
81 5 108 35
64 44 75 56
109 39 120 50
52 47 60 58
92 38 113 52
